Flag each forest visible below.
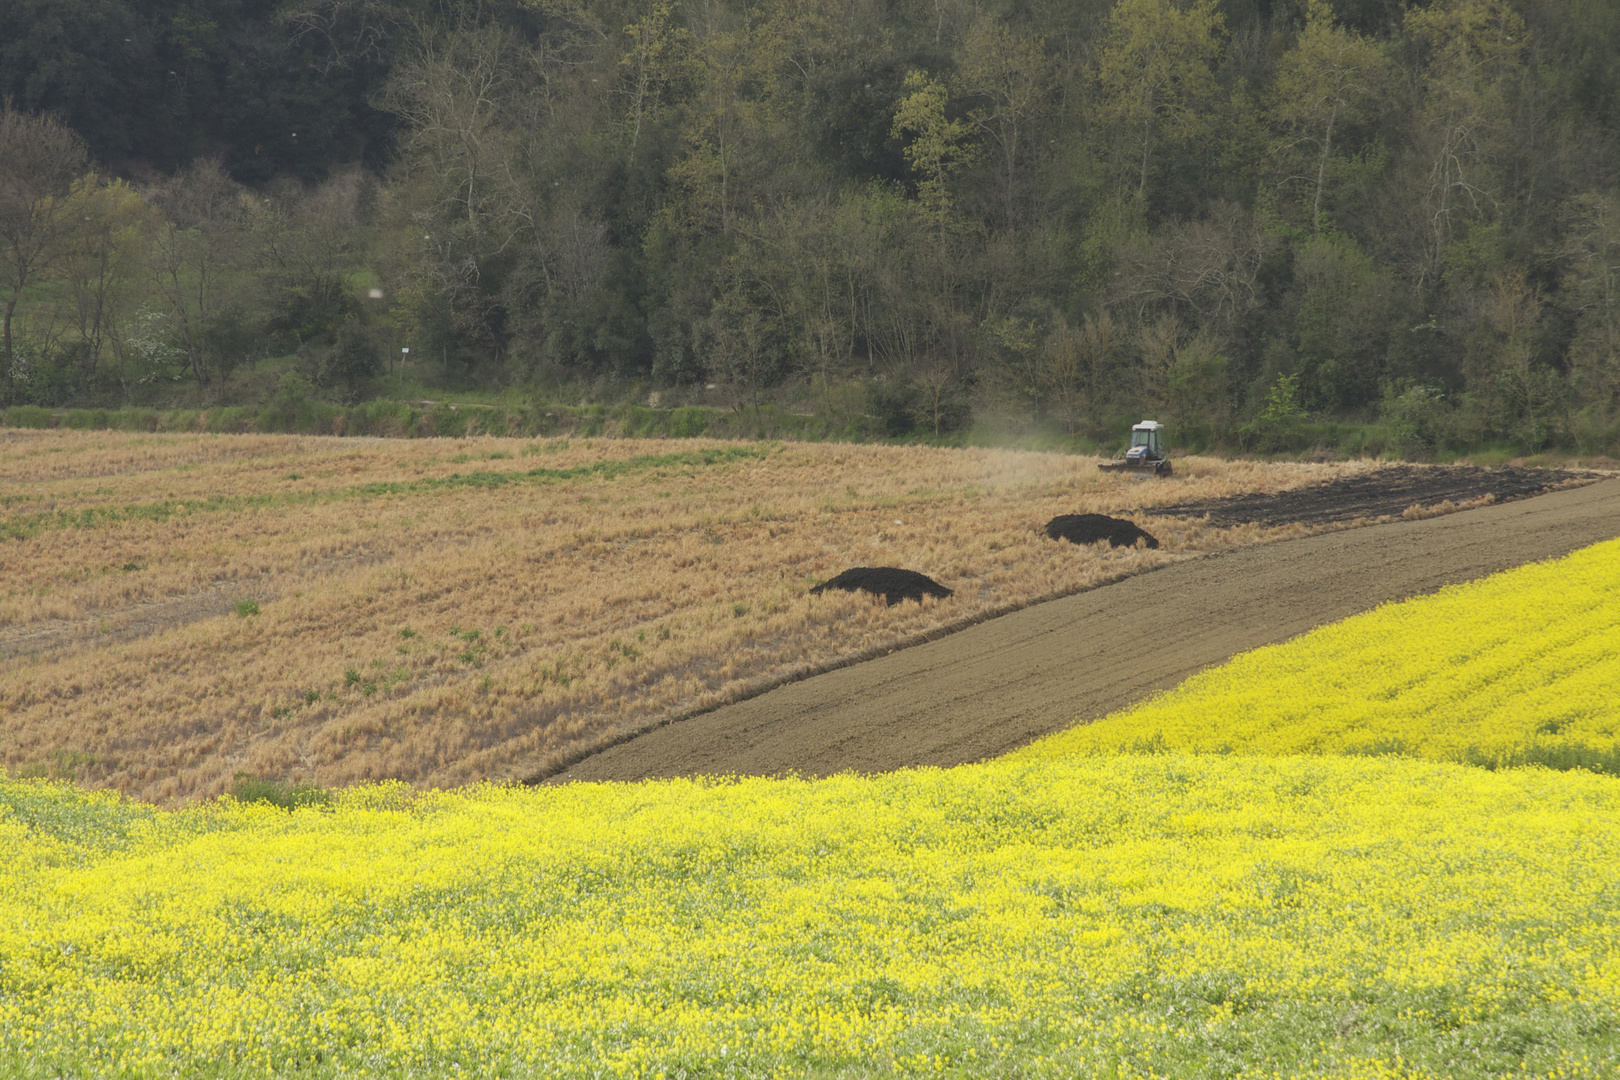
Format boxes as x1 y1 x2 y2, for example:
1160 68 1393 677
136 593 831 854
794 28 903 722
2 0 1618 455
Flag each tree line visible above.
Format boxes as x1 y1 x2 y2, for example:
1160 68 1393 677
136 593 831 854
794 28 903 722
3 0 1619 455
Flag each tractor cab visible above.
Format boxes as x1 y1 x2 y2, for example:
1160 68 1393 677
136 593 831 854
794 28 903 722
1127 422 1164 459
1099 420 1172 477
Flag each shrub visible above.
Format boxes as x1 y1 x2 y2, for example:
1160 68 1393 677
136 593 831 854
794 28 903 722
1379 382 1446 460
62 409 110 430
866 376 920 437
227 773 330 811
1240 374 1309 453
5 405 54 429
429 401 469 438
669 406 711 438
326 319 383 401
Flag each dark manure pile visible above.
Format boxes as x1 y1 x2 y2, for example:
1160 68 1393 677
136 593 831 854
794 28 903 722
1045 514 1160 549
810 567 954 607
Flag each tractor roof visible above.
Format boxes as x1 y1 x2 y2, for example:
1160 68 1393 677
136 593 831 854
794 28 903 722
1132 420 1163 431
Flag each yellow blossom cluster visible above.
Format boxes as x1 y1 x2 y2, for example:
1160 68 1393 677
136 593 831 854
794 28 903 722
1019 538 1620 772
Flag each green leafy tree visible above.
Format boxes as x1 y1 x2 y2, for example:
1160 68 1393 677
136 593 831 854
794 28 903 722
1563 194 1620 421
1092 0 1223 204
954 15 1051 229
891 71 977 244
617 0 691 164
1290 234 1397 411
1268 0 1393 236
1242 372 1308 452
700 283 785 410
251 172 366 345
665 1 766 237
1404 0 1530 292
1379 382 1447 460
55 177 155 381
1152 326 1230 444
327 317 383 400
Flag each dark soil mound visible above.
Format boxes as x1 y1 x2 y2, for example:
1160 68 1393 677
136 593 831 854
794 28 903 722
1151 465 1598 528
811 567 954 606
1045 514 1160 549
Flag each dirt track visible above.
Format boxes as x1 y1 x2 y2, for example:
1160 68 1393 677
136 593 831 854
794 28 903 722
552 476 1620 783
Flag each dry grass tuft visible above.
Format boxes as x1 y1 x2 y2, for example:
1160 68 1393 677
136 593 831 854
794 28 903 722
0 428 1378 803
1401 493 1496 520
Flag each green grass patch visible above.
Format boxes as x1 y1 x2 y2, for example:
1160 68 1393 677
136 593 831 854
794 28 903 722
226 773 331 812
0 445 769 541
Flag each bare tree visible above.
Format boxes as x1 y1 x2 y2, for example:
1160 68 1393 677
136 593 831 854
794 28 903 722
1111 202 1272 335
277 0 404 74
913 350 971 437
0 105 88 401
1476 267 1554 447
378 24 519 236
252 170 367 343
378 23 538 360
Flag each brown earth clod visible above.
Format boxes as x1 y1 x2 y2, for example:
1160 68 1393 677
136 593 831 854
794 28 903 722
810 567 954 607
1045 514 1159 549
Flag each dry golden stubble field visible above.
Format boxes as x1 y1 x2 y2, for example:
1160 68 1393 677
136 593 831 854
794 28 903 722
0 428 1376 803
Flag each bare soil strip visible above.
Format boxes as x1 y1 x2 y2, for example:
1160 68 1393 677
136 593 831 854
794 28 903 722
0 547 392 669
551 478 1620 783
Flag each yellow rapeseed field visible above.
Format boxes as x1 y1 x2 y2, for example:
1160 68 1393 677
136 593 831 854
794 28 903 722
2 756 1616 1079
1017 538 1620 772
0 428 1351 804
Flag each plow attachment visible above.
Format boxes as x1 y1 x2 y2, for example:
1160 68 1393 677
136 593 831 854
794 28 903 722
1099 458 1173 478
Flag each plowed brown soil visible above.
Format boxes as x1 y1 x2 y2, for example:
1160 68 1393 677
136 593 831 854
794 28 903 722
1149 464 1596 527
551 476 1620 783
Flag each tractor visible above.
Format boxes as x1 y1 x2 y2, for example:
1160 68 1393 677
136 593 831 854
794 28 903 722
1099 420 1173 478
